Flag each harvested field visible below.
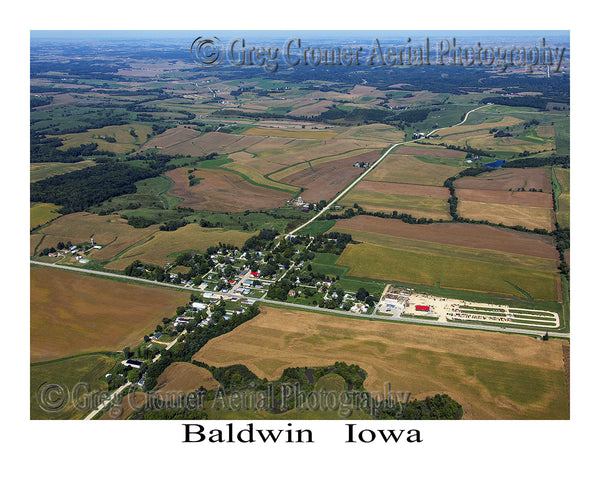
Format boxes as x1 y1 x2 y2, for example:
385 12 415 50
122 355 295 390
366 154 464 186
337 243 559 300
242 127 338 139
104 223 256 269
457 200 555 231
332 216 558 259
536 125 556 138
340 191 451 219
392 145 465 158
139 125 201 151
156 362 219 392
35 212 160 260
144 130 264 156
456 188 553 208
337 123 406 143
280 151 379 202
454 168 552 192
30 266 189 363
351 181 449 198
165 167 290 211
288 100 334 117
193 306 569 419
100 392 148 420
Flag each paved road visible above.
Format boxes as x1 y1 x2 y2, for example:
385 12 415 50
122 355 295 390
30 260 569 339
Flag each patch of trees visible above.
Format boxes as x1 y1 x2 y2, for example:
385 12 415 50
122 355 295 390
375 393 463 420
160 218 189 231
242 228 280 251
123 215 156 228
308 232 353 255
480 95 552 110
502 155 569 169
143 304 261 391
30 136 117 163
30 154 176 213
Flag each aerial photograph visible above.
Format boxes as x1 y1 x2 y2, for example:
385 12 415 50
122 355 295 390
29 29 571 423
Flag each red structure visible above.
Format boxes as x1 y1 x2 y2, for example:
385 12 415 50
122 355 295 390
415 305 430 312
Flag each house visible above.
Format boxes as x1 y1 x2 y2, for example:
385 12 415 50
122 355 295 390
288 289 296 297
121 359 143 369
150 332 163 340
192 302 207 310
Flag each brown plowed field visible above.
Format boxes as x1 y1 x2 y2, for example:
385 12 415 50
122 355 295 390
166 167 289 211
354 181 449 198
333 216 557 259
280 151 380 202
30 267 188 363
454 168 552 192
193 306 569 419
456 188 554 208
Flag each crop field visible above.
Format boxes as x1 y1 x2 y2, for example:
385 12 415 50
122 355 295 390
104 223 256 270
332 216 557 259
454 168 552 192
56 123 152 154
155 362 220 392
340 181 451 218
336 243 559 301
280 151 380 202
554 167 570 228
30 160 96 183
456 200 555 231
341 191 452 219
366 153 464 186
332 229 558 273
34 212 160 259
30 203 62 229
456 189 553 208
165 167 291 211
436 116 524 137
31 353 116 420
193 306 569 419
30 266 189 363
393 144 466 158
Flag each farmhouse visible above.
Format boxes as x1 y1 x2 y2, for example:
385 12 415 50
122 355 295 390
122 359 143 369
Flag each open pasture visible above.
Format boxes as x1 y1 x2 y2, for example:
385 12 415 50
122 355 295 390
193 306 569 419
57 123 152 154
30 160 96 183
30 266 189 363
31 203 62 230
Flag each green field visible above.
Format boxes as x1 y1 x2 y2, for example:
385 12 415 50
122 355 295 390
553 167 570 228
30 203 62 230
30 353 116 420
337 243 559 301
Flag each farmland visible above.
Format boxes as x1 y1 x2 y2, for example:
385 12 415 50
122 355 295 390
336 242 559 301
30 266 188 363
104 223 256 270
33 212 161 259
29 32 570 425
193 306 569 419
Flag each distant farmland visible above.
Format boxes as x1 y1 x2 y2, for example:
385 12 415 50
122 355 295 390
193 306 569 419
30 266 188 363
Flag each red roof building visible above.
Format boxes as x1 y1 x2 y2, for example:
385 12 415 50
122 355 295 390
415 305 430 312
